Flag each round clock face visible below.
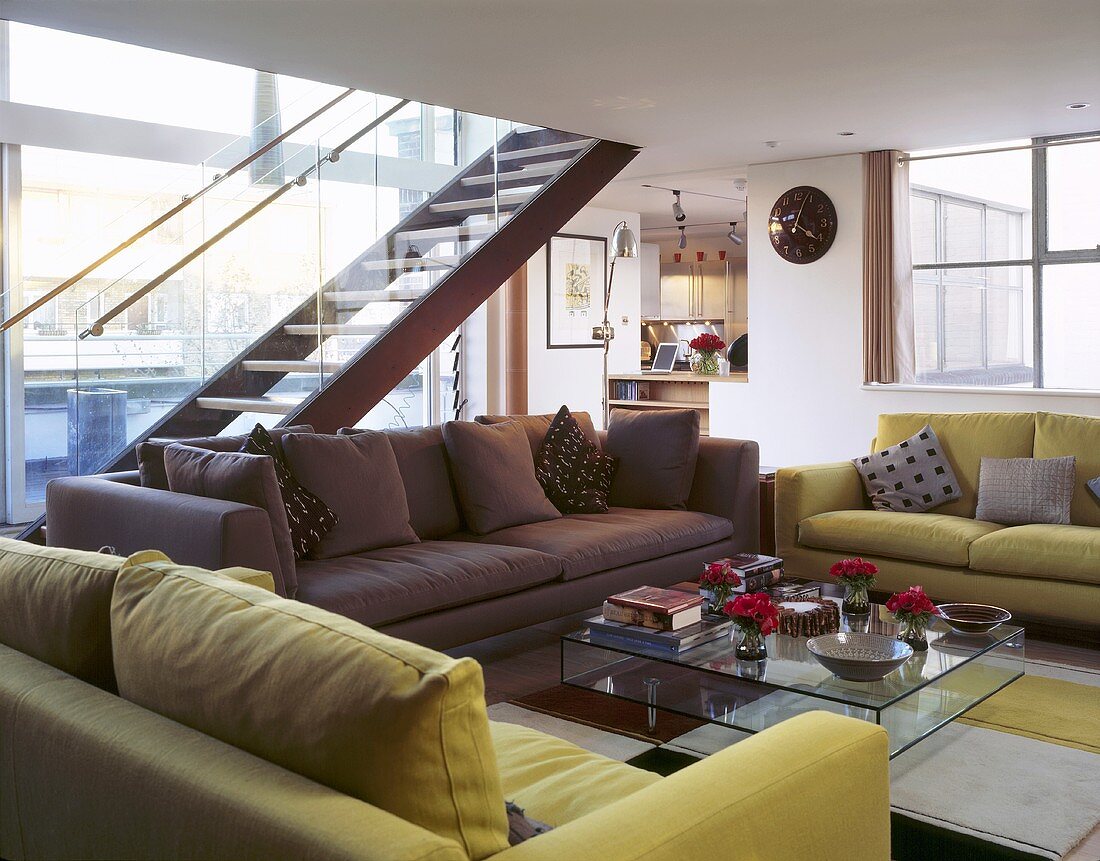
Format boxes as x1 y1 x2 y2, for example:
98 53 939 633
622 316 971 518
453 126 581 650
768 186 837 264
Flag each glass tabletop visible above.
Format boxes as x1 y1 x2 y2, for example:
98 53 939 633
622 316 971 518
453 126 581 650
563 601 1025 711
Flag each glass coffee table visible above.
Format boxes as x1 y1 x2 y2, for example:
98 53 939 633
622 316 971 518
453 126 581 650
561 601 1024 758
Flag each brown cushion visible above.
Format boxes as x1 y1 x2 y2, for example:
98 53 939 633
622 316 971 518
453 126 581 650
137 425 313 490
475 409 600 457
474 507 733 580
340 426 463 539
442 421 561 535
164 445 297 597
295 541 562 626
281 432 419 559
605 408 700 509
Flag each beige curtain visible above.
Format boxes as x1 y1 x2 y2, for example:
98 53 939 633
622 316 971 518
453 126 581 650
862 150 915 384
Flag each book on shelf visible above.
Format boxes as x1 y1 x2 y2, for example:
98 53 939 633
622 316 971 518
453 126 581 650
602 600 702 631
769 577 822 601
586 615 731 654
606 586 703 615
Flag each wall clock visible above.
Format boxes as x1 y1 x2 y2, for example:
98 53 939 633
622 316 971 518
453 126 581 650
768 186 837 264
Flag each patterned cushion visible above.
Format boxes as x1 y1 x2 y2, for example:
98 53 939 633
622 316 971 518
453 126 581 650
975 456 1076 525
534 406 616 514
241 425 337 558
852 425 961 512
1090 476 1100 502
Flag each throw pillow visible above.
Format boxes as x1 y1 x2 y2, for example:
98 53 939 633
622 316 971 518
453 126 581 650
534 406 616 514
1089 475 1100 503
506 802 553 845
240 424 337 559
975 456 1076 525
605 408 700 510
280 432 419 559
163 444 297 597
442 420 561 534
852 425 962 512
475 410 601 457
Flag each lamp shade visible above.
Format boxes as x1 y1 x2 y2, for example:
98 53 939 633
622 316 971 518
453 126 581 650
611 221 639 258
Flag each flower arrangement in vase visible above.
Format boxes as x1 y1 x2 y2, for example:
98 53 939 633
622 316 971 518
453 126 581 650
886 585 936 651
699 560 742 614
723 592 779 661
829 557 878 615
689 333 726 376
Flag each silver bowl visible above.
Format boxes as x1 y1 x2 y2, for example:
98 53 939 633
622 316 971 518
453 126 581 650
935 603 1012 634
806 632 913 681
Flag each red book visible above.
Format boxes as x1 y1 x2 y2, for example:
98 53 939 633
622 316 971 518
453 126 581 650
607 586 704 615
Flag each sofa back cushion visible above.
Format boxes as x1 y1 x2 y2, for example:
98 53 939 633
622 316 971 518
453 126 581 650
281 432 420 558
164 445 297 597
0 537 121 691
1034 411 1100 527
475 410 600 457
136 425 313 490
110 560 509 860
606 408 701 510
875 412 1035 519
341 426 463 539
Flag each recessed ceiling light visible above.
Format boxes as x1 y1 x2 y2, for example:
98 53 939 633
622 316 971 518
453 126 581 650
764 140 780 148
1066 102 1091 110
837 131 855 136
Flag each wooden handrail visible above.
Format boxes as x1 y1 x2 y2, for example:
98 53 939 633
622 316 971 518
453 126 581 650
80 98 411 339
1 87 357 334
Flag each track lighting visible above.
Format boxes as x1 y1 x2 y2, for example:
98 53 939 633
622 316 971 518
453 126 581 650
677 226 687 249
727 223 744 246
672 191 686 222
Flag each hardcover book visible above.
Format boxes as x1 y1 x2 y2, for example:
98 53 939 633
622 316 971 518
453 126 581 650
586 615 732 653
606 586 704 615
602 601 702 631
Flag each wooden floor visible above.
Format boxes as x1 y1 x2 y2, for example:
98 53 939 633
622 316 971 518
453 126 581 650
449 608 1100 861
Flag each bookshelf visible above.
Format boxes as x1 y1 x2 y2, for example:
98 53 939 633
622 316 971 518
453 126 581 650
607 373 713 435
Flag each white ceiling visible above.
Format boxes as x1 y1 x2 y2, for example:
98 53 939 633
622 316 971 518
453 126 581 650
3 0 1098 225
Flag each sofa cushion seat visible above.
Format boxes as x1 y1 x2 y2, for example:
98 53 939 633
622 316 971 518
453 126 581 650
489 720 660 827
969 524 1100 585
798 510 1005 567
295 541 562 627
474 508 733 581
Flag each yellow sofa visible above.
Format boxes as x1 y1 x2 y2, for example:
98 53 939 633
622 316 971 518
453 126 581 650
777 411 1100 634
0 537 891 861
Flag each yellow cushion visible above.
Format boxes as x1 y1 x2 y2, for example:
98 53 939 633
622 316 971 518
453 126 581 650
875 412 1035 518
111 560 509 860
969 524 1100 585
489 720 659 827
798 510 1005 567
1034 411 1100 528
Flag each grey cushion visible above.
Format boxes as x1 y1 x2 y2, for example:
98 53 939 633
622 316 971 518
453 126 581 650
163 444 297 597
442 420 561 535
1088 476 1100 502
281 432 419 559
605 408 700 510
853 425 961 512
975 456 1076 525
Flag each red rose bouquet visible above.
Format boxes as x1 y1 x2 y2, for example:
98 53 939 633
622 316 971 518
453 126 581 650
829 557 878 614
886 585 936 650
723 592 779 660
700 560 742 612
689 332 726 355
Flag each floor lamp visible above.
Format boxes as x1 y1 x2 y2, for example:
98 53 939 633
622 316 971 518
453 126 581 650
593 220 639 427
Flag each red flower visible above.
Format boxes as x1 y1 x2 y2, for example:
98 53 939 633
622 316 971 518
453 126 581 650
886 585 935 619
701 561 741 588
829 557 879 579
723 592 779 636
689 333 726 354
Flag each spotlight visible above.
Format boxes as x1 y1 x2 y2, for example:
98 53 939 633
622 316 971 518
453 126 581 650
727 222 743 246
677 226 687 249
1066 102 1091 110
672 191 686 222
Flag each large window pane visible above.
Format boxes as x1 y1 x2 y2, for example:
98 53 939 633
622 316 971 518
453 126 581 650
942 201 983 262
1041 262 1100 389
910 195 938 265
1046 140 1100 252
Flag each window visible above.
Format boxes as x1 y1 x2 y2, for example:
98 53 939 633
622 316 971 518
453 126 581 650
909 132 1100 389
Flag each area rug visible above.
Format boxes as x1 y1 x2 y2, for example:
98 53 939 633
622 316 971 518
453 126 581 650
487 659 1100 861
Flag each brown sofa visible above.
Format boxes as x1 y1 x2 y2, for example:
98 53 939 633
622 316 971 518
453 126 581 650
45 423 759 649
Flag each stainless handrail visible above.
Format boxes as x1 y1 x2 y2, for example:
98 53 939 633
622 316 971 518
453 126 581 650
1 87 358 334
80 98 411 339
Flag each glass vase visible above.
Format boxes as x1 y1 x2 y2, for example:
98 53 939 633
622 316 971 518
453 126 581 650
898 615 929 651
842 581 871 615
694 351 720 376
701 585 732 615
734 626 767 661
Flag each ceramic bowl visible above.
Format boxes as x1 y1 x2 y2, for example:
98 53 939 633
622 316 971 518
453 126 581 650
806 632 913 682
935 603 1012 634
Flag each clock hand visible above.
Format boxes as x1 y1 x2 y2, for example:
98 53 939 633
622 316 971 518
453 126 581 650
793 193 810 233
793 223 820 241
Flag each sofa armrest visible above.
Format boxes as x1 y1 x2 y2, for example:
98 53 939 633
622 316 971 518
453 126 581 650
45 477 282 582
775 462 866 559
688 436 760 552
495 711 889 861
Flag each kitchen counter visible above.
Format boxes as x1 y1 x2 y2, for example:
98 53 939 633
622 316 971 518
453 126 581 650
610 371 747 383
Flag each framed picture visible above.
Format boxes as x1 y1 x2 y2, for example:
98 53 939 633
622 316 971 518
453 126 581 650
546 233 606 349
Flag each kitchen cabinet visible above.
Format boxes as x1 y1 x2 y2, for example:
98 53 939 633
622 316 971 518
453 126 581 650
659 261 729 321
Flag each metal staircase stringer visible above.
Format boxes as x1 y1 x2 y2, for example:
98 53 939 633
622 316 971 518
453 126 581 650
285 138 640 433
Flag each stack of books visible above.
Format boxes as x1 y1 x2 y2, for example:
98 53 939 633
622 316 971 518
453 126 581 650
587 586 730 654
717 553 784 593
769 576 822 601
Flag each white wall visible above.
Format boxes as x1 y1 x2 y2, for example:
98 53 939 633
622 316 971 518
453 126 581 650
526 206 641 427
709 154 1100 467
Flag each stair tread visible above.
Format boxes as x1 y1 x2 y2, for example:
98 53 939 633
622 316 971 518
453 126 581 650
462 159 571 186
242 360 343 373
284 323 386 335
325 287 428 302
497 139 593 161
358 255 460 272
196 396 305 415
429 192 530 214
395 220 505 242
